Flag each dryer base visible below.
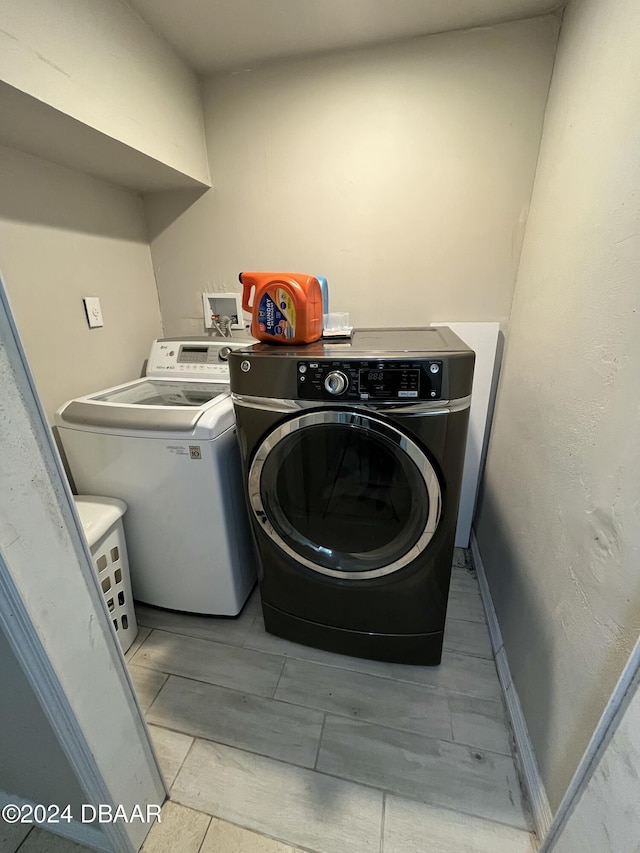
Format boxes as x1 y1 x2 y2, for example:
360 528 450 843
262 601 444 666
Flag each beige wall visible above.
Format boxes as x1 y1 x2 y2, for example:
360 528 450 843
0 145 163 422
0 0 209 186
475 0 640 809
145 16 559 337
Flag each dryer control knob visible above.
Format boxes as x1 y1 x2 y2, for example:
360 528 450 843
324 370 348 395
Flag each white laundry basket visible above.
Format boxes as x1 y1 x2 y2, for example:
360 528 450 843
74 495 138 654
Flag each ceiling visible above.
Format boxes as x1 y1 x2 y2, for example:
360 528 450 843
126 0 563 75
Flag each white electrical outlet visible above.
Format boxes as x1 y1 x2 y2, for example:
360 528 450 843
83 297 104 328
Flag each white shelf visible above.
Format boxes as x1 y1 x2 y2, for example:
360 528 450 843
0 81 211 192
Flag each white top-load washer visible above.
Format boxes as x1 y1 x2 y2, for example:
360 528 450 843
55 338 256 615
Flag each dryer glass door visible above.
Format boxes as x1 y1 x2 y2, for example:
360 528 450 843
249 410 441 579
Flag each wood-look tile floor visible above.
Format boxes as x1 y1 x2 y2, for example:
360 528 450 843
12 550 536 853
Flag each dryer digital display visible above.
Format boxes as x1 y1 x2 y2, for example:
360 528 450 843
358 368 420 399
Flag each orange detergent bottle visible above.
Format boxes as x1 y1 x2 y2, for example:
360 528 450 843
239 271 323 345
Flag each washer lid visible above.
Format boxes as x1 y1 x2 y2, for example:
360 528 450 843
92 379 227 407
56 377 231 432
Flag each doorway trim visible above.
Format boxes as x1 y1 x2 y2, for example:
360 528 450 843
0 275 166 851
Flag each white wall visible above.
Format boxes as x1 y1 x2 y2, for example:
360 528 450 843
0 0 209 186
0 145 163 422
475 0 640 809
145 16 559 337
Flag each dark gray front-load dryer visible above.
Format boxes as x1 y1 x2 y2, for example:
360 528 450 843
229 327 474 665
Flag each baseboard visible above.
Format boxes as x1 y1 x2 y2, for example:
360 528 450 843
0 790 112 852
469 530 553 841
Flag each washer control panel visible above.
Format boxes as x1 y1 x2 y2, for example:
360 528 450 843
297 360 444 401
147 340 247 379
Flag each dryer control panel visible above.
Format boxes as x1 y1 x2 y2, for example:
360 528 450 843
296 360 444 401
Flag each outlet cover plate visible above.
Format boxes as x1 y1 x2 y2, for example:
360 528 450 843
83 297 104 328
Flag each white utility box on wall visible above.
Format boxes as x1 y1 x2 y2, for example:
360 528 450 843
202 292 244 330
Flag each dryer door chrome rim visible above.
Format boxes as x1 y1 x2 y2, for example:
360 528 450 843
248 410 442 579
